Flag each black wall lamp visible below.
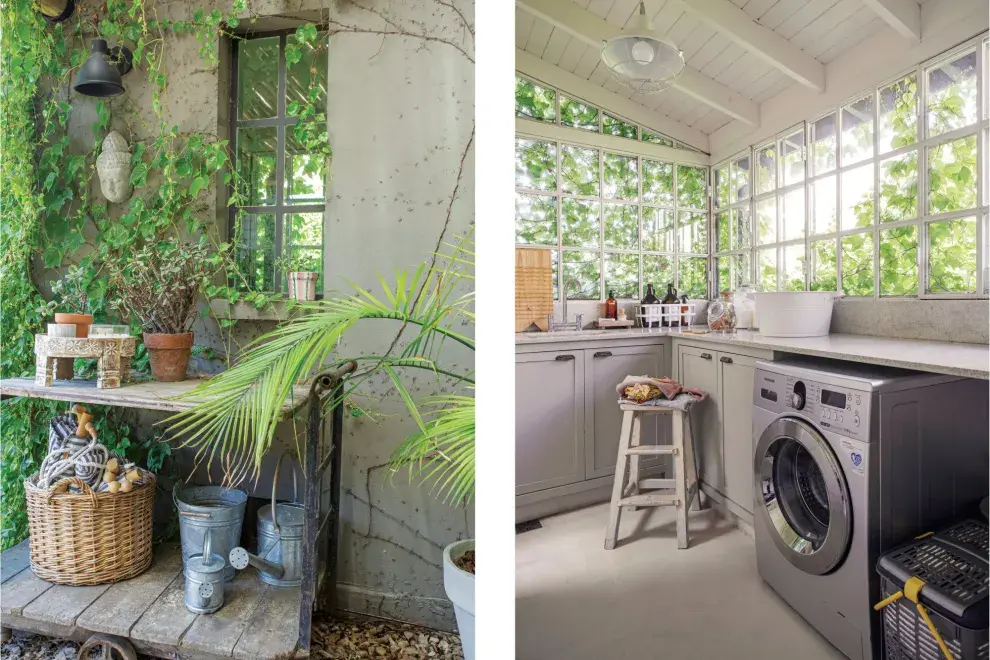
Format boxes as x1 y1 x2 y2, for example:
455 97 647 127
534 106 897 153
74 39 134 98
38 0 75 23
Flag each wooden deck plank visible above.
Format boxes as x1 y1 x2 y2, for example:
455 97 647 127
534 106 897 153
76 545 184 637
180 575 269 658
129 574 199 654
0 568 55 618
1 540 32 583
21 581 112 627
233 586 301 660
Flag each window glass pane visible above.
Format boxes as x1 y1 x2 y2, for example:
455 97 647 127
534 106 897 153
561 198 600 248
642 254 672 292
928 135 978 214
235 213 276 291
927 49 978 137
678 211 707 253
560 95 599 131
759 248 777 291
841 163 874 230
643 207 674 252
286 35 327 112
642 160 673 204
603 153 638 200
515 138 556 191
562 250 600 299
515 77 556 122
515 193 557 245
560 145 599 196
811 175 836 235
284 129 327 205
715 211 729 252
756 144 776 194
714 165 729 209
780 129 805 186
641 130 673 147
809 239 837 292
879 151 917 223
756 197 776 244
781 187 805 241
603 114 637 139
677 165 707 209
237 126 277 205
603 203 638 250
238 37 279 120
605 253 639 298
878 74 917 154
928 216 977 293
841 95 874 166
677 257 707 299
879 225 918 296
811 113 837 175
717 256 730 295
782 244 806 291
716 253 751 293
732 207 751 250
286 212 322 248
731 154 751 202
841 232 875 296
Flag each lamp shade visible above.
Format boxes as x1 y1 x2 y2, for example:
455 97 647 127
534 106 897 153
39 0 75 23
599 1 684 95
74 39 132 98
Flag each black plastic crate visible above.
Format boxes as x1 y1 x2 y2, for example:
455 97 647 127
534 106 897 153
877 519 989 660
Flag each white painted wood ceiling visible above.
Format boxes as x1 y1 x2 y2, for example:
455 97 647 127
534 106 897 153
516 0 891 135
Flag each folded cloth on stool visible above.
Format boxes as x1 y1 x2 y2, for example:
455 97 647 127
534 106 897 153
616 375 707 410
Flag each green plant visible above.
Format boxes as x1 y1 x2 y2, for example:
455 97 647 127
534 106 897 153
274 252 318 274
164 237 476 504
37 265 91 317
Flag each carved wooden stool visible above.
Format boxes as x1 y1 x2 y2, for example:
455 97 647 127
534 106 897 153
34 335 136 389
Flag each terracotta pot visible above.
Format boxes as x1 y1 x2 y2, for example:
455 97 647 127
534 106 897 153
54 313 94 339
144 332 193 382
287 272 318 301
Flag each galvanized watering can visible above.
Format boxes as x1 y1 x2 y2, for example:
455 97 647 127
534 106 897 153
184 531 226 614
174 484 247 582
229 454 304 587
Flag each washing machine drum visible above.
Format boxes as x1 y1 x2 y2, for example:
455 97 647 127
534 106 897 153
755 417 852 575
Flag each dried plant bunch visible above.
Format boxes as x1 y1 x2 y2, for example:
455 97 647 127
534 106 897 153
108 239 224 335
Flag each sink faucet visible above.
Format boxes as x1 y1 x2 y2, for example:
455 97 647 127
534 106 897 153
548 280 584 332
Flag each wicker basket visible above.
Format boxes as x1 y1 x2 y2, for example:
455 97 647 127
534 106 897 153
25 473 156 585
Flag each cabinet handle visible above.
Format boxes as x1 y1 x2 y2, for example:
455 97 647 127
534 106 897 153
720 356 733 364
700 352 712 360
555 354 575 361
593 351 612 358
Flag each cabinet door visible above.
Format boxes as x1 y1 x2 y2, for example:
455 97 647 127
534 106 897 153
678 345 722 492
516 351 585 495
718 351 759 514
584 346 667 480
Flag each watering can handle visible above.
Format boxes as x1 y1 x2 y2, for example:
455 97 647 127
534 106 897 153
270 451 300 536
202 529 212 559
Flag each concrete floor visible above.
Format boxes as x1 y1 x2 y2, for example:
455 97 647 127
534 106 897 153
516 502 847 660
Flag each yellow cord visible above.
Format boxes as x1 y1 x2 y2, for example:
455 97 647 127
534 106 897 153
874 576 953 660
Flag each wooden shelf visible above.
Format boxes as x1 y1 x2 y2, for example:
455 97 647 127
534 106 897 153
0 376 311 416
209 299 319 321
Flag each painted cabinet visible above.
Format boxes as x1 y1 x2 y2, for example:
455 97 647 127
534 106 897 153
515 350 585 495
677 346 722 492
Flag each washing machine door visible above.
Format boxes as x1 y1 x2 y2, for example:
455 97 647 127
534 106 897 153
754 416 851 575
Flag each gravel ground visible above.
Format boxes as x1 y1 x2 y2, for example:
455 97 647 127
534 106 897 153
0 615 463 660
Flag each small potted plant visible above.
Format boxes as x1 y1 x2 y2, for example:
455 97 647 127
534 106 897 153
108 240 220 382
38 265 94 338
275 253 320 301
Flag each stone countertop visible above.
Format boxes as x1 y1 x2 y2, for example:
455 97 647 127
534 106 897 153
516 327 990 380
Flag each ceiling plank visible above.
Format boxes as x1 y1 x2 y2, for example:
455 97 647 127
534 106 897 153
671 0 826 91
516 48 711 151
859 0 921 40
516 0 760 125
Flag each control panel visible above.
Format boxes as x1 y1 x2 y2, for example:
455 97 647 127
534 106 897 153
754 369 869 441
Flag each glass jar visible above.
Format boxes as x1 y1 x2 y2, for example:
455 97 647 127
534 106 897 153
707 295 736 333
732 284 756 329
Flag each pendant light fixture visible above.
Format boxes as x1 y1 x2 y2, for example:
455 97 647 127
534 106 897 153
600 1 684 95
74 39 134 98
38 0 75 23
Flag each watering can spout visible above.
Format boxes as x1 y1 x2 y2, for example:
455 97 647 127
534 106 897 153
229 546 285 579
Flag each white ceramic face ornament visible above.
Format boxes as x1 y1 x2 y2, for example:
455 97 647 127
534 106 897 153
96 130 133 203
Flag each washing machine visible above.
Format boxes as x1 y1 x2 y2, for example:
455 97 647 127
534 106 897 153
752 357 988 660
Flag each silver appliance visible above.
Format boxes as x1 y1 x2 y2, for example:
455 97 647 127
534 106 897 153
751 357 988 660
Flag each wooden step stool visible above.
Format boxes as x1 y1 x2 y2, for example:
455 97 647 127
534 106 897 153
604 403 700 550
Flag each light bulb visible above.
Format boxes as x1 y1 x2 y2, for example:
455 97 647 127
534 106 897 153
630 40 654 65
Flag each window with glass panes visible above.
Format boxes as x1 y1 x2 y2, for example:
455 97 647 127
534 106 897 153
515 135 709 300
717 35 989 299
713 152 753 294
231 32 328 293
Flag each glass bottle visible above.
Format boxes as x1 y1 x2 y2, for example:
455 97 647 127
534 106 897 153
680 294 690 327
641 284 660 328
605 290 617 321
662 283 679 327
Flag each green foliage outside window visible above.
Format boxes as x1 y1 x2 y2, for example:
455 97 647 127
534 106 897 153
515 77 555 122
560 95 598 131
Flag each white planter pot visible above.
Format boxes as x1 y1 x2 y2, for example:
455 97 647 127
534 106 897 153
287 272 318 301
443 539 474 660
